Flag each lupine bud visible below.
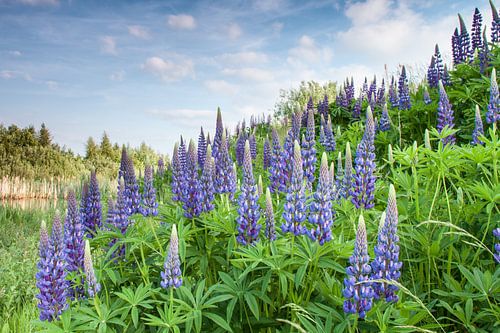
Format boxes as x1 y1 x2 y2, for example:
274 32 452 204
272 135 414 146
161 224 182 289
343 214 374 319
308 153 334 245
334 151 343 201
437 81 456 145
200 146 215 213
472 105 485 145
264 188 277 241
257 175 263 197
236 141 261 245
398 66 411 111
424 129 432 150
351 107 376 209
341 144 353 200
140 165 158 217
171 143 182 202
423 86 432 105
182 140 203 218
198 126 207 170
487 68 499 124
84 240 100 297
388 144 394 165
36 216 68 321
379 103 391 132
281 141 307 236
371 185 402 302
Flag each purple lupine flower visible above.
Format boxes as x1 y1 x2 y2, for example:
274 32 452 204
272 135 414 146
334 151 343 201
351 107 376 209
105 198 116 229
124 157 141 215
323 115 336 152
140 165 158 217
493 228 500 263
479 29 490 74
281 128 295 190
341 144 353 200
182 140 202 218
388 76 399 108
206 132 211 147
303 96 314 127
249 133 257 160
437 81 456 145
161 224 182 289
214 130 237 199
281 141 307 236
371 185 402 303
263 137 271 170
119 147 128 180
291 111 301 139
491 0 500 43
319 124 326 147
398 66 411 111
487 68 499 124
323 94 331 117
377 78 385 106
171 143 183 202
198 127 207 170
472 105 485 145
434 44 445 80
427 56 438 89
84 240 100 297
264 188 276 241
80 182 88 225
347 78 355 104
36 216 68 321
362 77 368 97
379 103 391 132
353 95 362 119
452 28 461 66
64 191 84 273
368 91 376 111
157 157 165 176
343 214 374 319
84 171 102 237
269 128 285 193
301 110 317 185
458 14 472 62
471 8 483 54
212 107 224 158
200 146 215 213
308 153 334 245
423 87 432 105
236 131 246 166
368 76 377 104
236 141 261 245
110 179 130 259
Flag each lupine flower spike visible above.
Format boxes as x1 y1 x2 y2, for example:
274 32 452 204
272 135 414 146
471 8 483 54
341 143 353 200
198 126 207 169
161 224 182 289
491 0 500 43
265 188 277 241
398 66 411 111
84 240 100 297
301 109 316 185
84 171 102 237
281 141 307 236
182 140 202 218
351 106 377 209
487 68 499 124
379 103 391 132
171 143 182 202
36 216 68 321
472 105 484 145
308 153 334 245
493 228 500 263
200 146 215 213
437 81 456 145
343 214 374 319
141 165 158 217
423 86 432 105
236 141 261 245
214 130 237 199
371 185 402 302
64 191 85 297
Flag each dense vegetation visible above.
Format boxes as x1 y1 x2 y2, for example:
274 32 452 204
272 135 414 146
1 3 500 333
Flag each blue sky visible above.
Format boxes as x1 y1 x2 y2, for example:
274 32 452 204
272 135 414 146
0 0 490 155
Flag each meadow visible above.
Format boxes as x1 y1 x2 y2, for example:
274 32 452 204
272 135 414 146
1 4 500 333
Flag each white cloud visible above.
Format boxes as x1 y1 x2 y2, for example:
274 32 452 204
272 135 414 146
100 36 117 55
110 70 125 81
8 50 22 56
336 0 456 68
45 80 58 90
128 25 150 39
216 51 268 65
253 0 286 11
167 14 196 30
142 56 194 82
271 22 284 35
0 70 32 81
222 67 274 81
287 35 333 66
204 80 239 95
146 108 215 127
227 23 242 40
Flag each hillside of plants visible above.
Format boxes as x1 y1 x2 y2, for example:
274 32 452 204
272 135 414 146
1 3 500 333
